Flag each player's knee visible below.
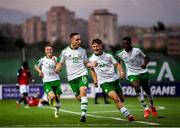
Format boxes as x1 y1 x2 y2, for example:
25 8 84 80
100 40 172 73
48 93 55 99
80 91 87 97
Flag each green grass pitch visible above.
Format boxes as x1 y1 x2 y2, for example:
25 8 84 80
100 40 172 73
0 97 180 127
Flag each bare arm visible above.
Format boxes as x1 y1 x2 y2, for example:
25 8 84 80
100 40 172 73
90 68 98 87
141 56 150 69
115 62 125 79
55 62 63 73
84 61 98 68
34 64 44 78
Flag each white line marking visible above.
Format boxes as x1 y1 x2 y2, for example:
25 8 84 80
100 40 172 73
90 110 118 113
90 106 165 113
43 107 160 126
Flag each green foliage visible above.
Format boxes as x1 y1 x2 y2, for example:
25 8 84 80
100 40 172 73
53 39 67 52
15 38 25 49
153 21 166 32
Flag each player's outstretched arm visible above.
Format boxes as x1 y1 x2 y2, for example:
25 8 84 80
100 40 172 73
116 62 125 79
34 64 44 78
90 68 98 87
55 62 63 73
85 61 98 68
141 56 150 69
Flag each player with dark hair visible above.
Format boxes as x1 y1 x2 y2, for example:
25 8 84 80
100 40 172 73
16 61 33 108
116 36 157 118
27 93 49 107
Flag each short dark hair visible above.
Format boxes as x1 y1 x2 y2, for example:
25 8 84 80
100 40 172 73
70 33 79 39
122 36 131 42
91 38 103 45
22 61 28 68
44 42 53 49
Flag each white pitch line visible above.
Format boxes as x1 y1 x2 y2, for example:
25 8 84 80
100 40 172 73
43 107 160 126
61 109 160 126
90 110 118 113
89 106 165 113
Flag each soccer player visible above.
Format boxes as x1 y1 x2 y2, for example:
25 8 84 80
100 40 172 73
116 36 157 118
27 94 40 107
16 61 33 108
89 38 135 121
34 43 62 118
55 33 97 122
27 93 49 107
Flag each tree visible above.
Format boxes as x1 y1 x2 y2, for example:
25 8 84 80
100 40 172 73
157 21 166 31
15 38 25 49
153 21 166 32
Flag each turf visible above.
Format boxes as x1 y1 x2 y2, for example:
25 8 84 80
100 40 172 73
0 97 180 127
